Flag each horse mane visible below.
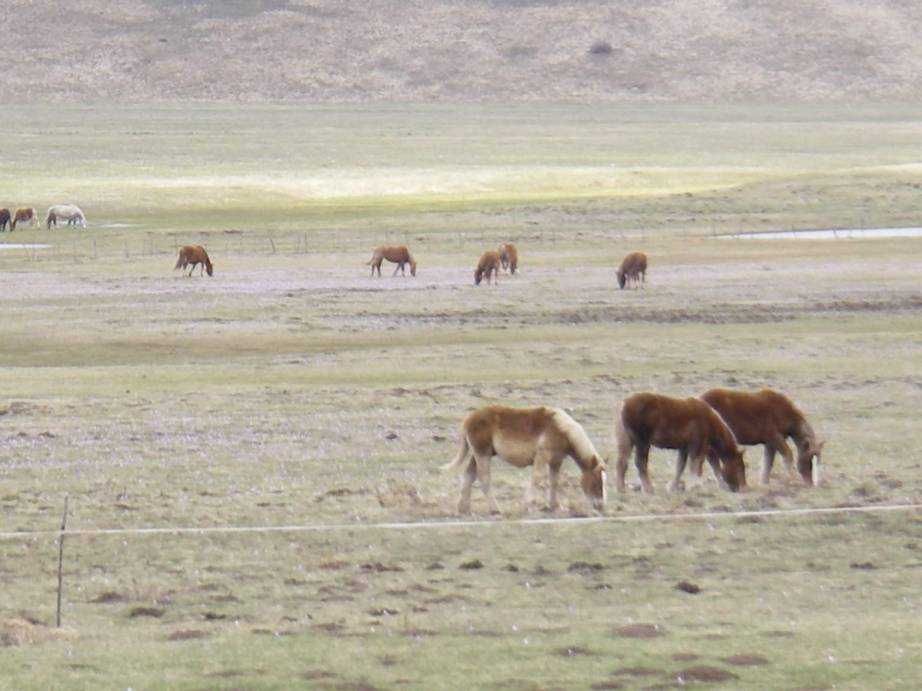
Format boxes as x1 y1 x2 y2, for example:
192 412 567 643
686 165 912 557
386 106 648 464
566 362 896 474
549 408 600 469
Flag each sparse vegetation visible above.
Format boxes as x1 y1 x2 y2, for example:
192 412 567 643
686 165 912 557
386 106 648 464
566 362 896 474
0 104 920 689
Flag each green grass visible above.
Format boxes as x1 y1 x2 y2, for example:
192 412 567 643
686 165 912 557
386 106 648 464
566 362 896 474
1 104 922 690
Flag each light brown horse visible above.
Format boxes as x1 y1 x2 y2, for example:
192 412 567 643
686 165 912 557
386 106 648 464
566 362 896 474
474 250 501 285
616 251 647 289
11 208 37 230
499 243 518 274
443 405 607 514
700 388 823 486
0 209 9 232
614 392 747 493
174 245 213 277
367 245 416 277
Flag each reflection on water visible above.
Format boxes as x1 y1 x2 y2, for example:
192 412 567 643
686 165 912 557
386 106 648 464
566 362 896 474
0 244 52 250
723 227 922 240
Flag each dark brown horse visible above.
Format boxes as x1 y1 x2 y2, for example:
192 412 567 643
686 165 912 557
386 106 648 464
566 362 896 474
11 208 37 230
700 388 823 486
443 405 607 514
174 245 213 277
499 243 518 274
614 392 747 493
474 250 501 285
616 251 647 289
367 245 416 277
0 209 9 232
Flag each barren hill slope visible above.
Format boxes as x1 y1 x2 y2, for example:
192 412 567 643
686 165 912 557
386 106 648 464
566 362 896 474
2 0 921 102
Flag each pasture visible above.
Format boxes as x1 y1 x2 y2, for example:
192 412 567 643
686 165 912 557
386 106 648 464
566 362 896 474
1 104 921 690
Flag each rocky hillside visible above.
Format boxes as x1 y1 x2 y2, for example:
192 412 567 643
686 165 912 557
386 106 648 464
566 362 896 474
3 0 921 102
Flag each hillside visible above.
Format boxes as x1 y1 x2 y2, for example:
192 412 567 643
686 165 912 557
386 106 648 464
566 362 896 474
2 0 922 102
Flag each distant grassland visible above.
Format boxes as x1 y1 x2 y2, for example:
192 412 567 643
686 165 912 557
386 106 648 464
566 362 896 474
4 103 922 233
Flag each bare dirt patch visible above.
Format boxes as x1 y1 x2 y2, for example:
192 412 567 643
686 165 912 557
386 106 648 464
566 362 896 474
721 653 770 666
612 623 665 639
675 666 739 683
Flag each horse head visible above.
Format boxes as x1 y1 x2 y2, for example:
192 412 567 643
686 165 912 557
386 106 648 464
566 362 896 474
797 438 824 486
580 455 607 511
721 449 748 492
409 258 417 276
206 260 214 277
474 267 484 285
616 268 626 289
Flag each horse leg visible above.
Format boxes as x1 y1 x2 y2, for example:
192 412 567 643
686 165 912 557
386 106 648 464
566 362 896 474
457 458 477 514
547 461 563 512
769 434 795 479
615 435 632 492
473 452 501 514
667 449 688 492
761 444 776 485
392 262 400 277
635 443 654 494
526 449 552 507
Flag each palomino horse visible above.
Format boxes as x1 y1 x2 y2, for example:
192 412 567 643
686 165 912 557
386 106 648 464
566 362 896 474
443 405 607 514
46 204 86 229
614 392 747 493
12 208 37 230
367 245 416 277
174 245 213 277
616 251 647 289
474 250 501 285
0 209 9 232
700 388 823 486
499 243 518 274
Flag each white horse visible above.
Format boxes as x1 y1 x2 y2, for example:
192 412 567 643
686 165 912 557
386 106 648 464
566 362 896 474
46 204 87 229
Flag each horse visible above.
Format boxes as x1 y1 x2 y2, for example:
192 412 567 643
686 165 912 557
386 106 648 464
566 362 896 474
46 204 86 229
442 405 607 514
614 392 747 494
367 245 416 277
700 388 823 486
174 245 213 277
0 209 9 232
474 250 501 285
499 243 518 274
12 208 37 230
616 251 647 289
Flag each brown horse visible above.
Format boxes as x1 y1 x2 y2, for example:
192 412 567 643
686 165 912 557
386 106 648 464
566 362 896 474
367 245 416 277
443 405 607 514
474 250 501 285
11 208 37 230
499 243 518 274
614 392 747 493
0 209 9 232
700 388 823 486
616 251 647 289
174 245 213 277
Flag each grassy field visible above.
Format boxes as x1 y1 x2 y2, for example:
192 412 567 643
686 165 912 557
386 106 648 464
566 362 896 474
1 104 921 690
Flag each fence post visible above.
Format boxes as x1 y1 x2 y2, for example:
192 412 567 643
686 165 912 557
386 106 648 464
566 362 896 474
56 495 69 628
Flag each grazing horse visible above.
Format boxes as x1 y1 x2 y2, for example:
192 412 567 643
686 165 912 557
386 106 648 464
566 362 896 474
616 251 647 289
443 405 607 514
174 245 213 277
46 204 86 229
367 245 416 277
614 392 747 493
0 209 9 232
700 388 824 486
12 208 37 230
499 243 518 274
474 250 501 285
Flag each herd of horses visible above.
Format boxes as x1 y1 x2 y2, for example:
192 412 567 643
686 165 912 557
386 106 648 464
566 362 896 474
164 238 821 516
0 204 87 231
445 389 824 514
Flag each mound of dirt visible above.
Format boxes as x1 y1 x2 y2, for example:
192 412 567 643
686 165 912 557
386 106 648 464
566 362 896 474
1 619 78 647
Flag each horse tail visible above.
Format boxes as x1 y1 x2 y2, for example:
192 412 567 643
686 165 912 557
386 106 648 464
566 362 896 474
45 209 55 229
442 432 471 474
613 401 632 456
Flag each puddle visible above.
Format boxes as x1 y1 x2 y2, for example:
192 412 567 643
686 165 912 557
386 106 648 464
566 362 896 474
0 244 52 250
722 227 922 240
